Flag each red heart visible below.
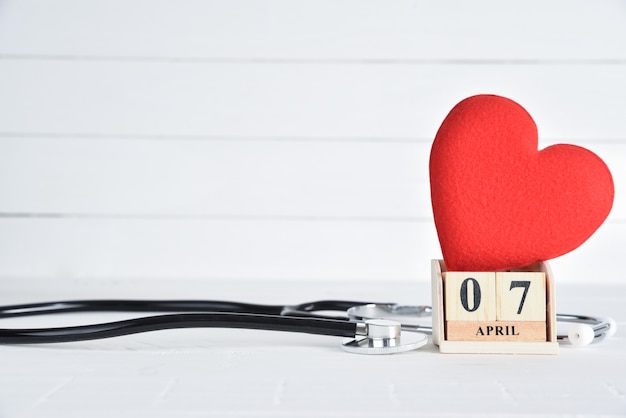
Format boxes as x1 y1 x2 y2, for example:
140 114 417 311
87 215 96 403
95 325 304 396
429 95 614 272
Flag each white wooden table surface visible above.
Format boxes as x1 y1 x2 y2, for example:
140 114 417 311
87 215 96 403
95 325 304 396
0 0 625 416
1 278 625 417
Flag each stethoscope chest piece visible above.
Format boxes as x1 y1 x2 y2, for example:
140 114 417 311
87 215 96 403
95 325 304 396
340 319 428 355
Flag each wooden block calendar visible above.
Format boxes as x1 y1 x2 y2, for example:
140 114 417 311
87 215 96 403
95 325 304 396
431 259 558 354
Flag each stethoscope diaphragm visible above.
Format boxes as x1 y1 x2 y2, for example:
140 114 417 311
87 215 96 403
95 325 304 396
340 319 429 354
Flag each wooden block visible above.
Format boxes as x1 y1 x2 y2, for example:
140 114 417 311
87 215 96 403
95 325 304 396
496 272 546 321
431 259 445 347
444 271 496 321
432 259 558 354
446 320 547 342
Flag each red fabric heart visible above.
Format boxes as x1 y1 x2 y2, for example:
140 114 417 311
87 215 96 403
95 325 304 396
430 95 614 272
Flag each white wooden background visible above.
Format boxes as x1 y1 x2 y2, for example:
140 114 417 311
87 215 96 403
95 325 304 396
0 2 626 417
0 0 624 284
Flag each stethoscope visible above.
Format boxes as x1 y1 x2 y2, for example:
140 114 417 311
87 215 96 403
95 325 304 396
0 299 616 354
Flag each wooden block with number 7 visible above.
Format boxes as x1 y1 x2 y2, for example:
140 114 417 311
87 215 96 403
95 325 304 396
496 272 546 321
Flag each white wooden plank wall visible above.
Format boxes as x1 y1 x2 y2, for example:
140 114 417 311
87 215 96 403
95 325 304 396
0 0 624 283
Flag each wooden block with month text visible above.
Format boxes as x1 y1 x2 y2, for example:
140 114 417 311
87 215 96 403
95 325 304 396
446 321 547 342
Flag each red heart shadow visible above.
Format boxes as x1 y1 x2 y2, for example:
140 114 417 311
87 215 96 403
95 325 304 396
430 95 614 272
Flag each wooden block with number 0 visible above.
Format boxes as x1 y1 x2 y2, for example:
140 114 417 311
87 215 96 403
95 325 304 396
444 272 496 321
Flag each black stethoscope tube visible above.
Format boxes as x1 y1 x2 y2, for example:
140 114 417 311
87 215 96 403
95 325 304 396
0 299 370 320
0 311 357 344
0 300 286 318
